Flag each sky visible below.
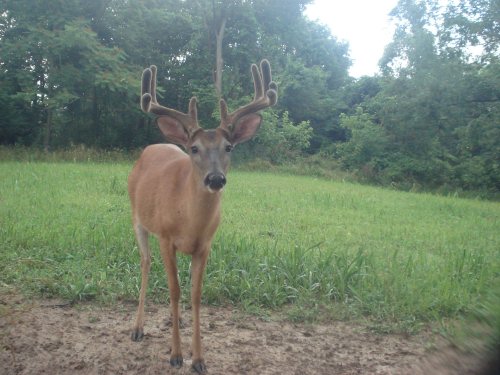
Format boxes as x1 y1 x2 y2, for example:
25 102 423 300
305 0 399 78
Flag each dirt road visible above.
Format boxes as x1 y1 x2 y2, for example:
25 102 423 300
0 293 490 374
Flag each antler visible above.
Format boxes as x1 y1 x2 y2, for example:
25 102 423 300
219 59 278 131
141 65 200 134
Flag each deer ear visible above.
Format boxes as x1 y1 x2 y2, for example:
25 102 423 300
231 113 262 146
157 116 189 147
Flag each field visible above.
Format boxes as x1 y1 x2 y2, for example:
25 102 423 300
1 160 499 373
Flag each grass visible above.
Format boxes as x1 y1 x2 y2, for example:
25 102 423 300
0 159 499 334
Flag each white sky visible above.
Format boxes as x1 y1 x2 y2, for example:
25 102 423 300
305 0 399 78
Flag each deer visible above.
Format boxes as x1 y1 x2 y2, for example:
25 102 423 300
128 60 277 374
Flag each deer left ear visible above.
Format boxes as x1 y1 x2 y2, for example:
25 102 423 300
231 113 262 146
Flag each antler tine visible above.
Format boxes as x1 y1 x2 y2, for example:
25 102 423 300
140 65 199 134
261 59 278 106
141 67 153 112
260 60 272 94
220 59 278 131
150 65 158 103
251 64 264 100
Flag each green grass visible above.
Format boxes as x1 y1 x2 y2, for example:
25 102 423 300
0 160 499 333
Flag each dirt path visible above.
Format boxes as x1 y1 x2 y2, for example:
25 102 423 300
0 293 490 375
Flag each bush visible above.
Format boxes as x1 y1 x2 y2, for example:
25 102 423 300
335 107 389 171
235 110 313 164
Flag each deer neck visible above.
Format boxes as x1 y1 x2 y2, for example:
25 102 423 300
186 166 222 220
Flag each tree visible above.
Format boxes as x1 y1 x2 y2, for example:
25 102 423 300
369 0 500 190
441 0 500 59
0 1 138 149
238 110 313 164
336 107 389 172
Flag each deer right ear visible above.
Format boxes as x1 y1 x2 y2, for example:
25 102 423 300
157 116 189 147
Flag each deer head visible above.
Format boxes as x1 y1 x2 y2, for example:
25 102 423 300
140 60 278 192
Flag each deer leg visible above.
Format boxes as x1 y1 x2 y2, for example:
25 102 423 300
131 223 151 342
160 238 183 368
191 249 209 374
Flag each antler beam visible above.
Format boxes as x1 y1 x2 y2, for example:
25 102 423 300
141 65 200 134
219 59 278 131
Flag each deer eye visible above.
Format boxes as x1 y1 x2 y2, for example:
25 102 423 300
191 146 199 154
225 145 233 153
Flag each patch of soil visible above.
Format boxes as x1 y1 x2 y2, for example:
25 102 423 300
0 293 491 374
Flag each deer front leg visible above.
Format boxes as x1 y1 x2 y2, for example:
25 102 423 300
191 249 209 374
160 238 183 368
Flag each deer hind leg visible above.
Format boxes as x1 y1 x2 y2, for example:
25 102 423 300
190 249 210 374
131 222 151 342
159 238 183 368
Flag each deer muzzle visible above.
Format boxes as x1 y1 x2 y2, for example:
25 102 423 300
204 173 226 192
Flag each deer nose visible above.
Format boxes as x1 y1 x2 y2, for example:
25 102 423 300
204 173 226 191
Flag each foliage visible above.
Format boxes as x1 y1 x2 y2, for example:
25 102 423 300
336 107 389 172
1 0 499 194
241 110 313 164
441 0 500 58
358 0 499 193
0 2 140 149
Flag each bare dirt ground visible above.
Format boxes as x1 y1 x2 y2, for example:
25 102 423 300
0 292 494 375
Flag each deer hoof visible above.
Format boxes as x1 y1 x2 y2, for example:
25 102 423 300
192 359 207 374
170 355 183 368
130 328 144 342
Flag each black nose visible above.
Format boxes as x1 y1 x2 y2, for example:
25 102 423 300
204 173 226 190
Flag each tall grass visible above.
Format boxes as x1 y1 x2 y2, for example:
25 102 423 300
0 160 499 332
0 144 139 163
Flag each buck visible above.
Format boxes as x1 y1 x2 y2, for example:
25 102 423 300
128 60 277 373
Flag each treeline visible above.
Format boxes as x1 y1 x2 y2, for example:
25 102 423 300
0 0 498 194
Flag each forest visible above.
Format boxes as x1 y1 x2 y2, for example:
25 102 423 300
0 0 498 195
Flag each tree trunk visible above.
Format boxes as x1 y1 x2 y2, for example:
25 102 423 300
214 17 226 97
43 107 53 152
92 86 100 146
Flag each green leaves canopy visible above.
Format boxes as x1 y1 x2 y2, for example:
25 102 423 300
1 0 498 193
